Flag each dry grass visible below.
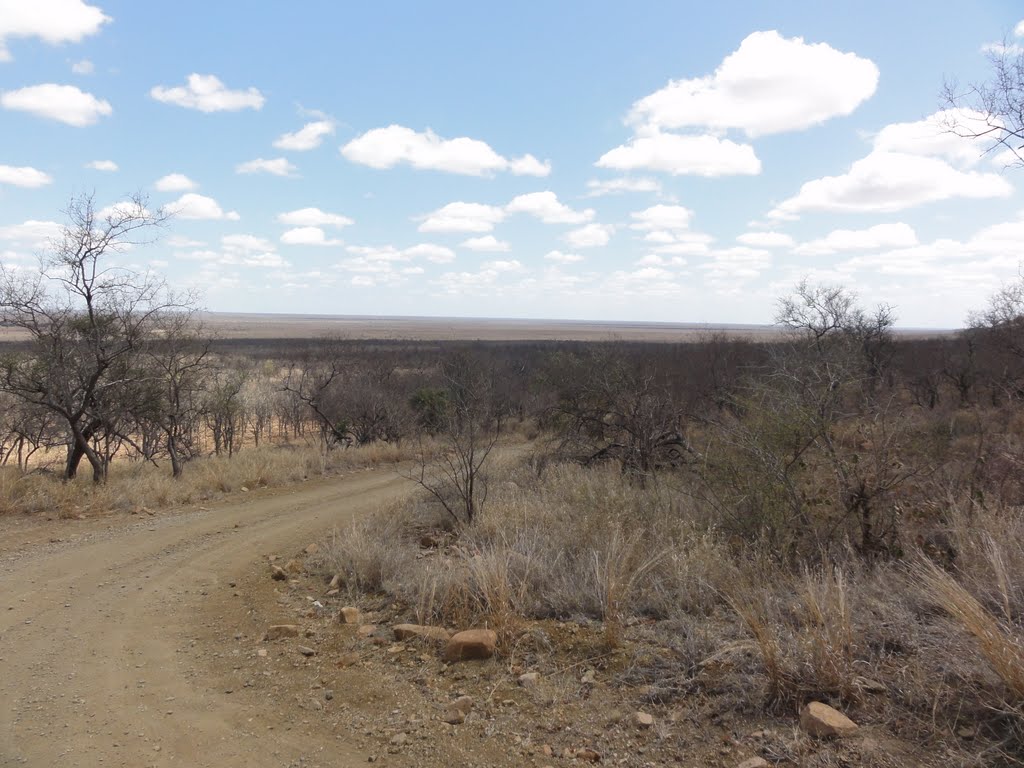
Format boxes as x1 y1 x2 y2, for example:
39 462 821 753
0 437 434 519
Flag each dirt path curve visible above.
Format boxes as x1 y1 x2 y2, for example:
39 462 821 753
0 469 411 768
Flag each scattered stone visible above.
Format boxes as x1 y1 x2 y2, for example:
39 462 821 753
581 669 596 684
392 623 452 643
297 645 316 657
957 725 977 740
305 543 319 555
799 702 858 738
444 629 497 662
339 606 361 625
518 672 540 688
329 573 343 590
284 559 302 575
856 677 888 694
325 690 334 701
240 486 249 492
389 733 408 746
575 747 601 762
337 652 360 668
265 624 300 641
257 649 268 658
634 711 654 729
737 758 770 768
270 565 287 581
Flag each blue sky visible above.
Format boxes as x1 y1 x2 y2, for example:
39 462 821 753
1 1 1023 327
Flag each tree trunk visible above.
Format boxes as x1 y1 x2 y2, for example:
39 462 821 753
168 433 183 478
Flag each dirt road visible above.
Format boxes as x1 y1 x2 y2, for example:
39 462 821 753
0 469 411 767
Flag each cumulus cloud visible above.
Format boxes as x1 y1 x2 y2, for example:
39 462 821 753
545 250 584 263
276 207 352 228
565 223 614 248
85 159 117 172
418 202 506 233
0 219 61 248
0 164 52 187
405 243 456 263
154 173 197 192
280 226 343 246
0 1 110 63
341 124 550 176
236 157 297 177
627 30 878 137
506 191 594 224
794 222 919 256
71 58 93 75
1 83 111 125
274 119 335 151
166 193 239 221
630 204 693 231
220 234 287 268
768 151 1012 219
769 110 1014 219
461 235 510 252
737 231 794 248
597 132 761 176
586 177 662 197
150 74 264 112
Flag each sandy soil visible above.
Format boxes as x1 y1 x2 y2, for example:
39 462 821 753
0 469 410 768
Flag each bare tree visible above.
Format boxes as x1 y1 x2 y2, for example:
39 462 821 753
0 193 179 482
942 41 1024 165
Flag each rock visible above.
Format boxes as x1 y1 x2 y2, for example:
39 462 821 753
392 623 451 643
442 707 465 725
634 711 654 729
855 677 887 694
240 486 249 492
518 672 539 688
257 649 268 657
737 759 769 768
957 725 977 739
444 629 497 662
305 543 319 555
270 565 287 581
337 652 360 667
339 606 361 625
329 573 343 590
451 695 474 715
357 624 378 637
284 559 302 575
297 645 316 657
389 733 408 746
799 702 858 738
575 747 601 762
581 669 596 684
265 624 300 641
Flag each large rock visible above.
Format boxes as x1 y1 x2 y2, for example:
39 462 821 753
339 606 361 625
799 702 858 738
392 623 451 643
444 629 497 662
265 624 300 641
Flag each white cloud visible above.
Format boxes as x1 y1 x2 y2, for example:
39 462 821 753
630 204 693 231
586 177 662 197
0 219 61 248
219 234 287 268
280 226 343 246
166 193 239 221
461 235 510 252
545 250 584 264
483 259 523 272
236 157 297 177
737 231 794 248
565 223 613 248
273 119 335 151
701 247 772 285
150 74 264 112
418 202 506 233
0 1 110 62
768 151 1012 219
0 164 52 187
1 83 111 125
506 191 594 224
71 58 93 75
341 124 549 176
794 222 918 256
627 30 878 137
405 243 455 263
85 159 117 172
597 132 761 176
276 207 352 228
770 110 1015 220
637 254 688 267
154 173 197 192
167 235 205 248
1016 19 1024 37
